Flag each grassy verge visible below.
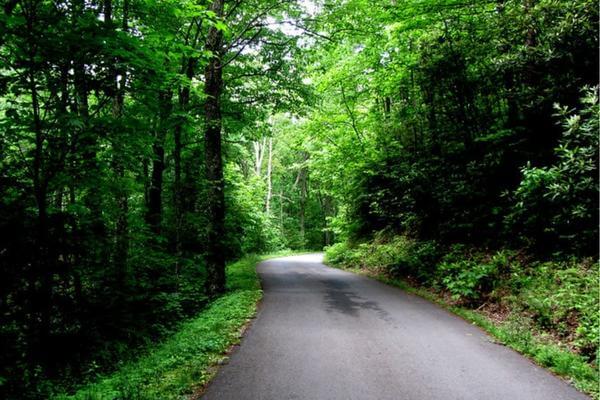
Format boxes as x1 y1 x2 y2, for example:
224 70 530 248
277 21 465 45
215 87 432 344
55 254 266 400
326 262 599 399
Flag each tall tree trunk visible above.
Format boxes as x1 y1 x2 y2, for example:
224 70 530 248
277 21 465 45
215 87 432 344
32 69 51 365
173 58 195 255
72 0 109 296
203 0 226 297
384 96 391 115
253 138 266 175
279 189 285 234
317 192 334 246
265 137 273 214
299 185 306 246
524 0 537 48
108 0 130 284
423 85 441 156
297 152 308 246
73 0 102 231
496 0 519 127
147 90 171 234
147 142 165 234
25 4 52 366
174 20 202 257
174 117 182 252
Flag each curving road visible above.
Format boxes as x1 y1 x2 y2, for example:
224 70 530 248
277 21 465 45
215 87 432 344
201 254 588 400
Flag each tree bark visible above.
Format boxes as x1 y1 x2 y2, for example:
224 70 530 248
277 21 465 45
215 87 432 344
73 0 102 231
253 138 266 176
174 57 195 254
109 0 130 284
496 0 519 129
147 90 171 234
203 0 226 297
265 137 273 214
25 3 52 366
32 56 51 367
297 152 308 246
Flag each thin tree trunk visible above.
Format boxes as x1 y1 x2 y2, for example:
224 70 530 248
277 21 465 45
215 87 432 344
253 138 266 176
172 24 202 267
110 0 129 284
299 189 306 246
203 0 226 297
26 5 52 365
317 192 333 246
496 0 519 129
384 96 391 115
32 76 51 363
524 0 537 48
174 51 199 257
279 189 284 234
424 85 441 156
265 137 273 214
73 0 102 229
174 62 191 254
147 90 171 234
298 153 308 246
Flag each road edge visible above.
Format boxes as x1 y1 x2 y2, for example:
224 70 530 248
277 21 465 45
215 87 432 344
324 259 597 399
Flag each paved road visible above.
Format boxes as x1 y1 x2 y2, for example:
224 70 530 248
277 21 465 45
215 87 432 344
201 254 588 400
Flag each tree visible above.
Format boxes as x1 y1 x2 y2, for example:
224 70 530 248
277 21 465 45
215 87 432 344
203 0 227 296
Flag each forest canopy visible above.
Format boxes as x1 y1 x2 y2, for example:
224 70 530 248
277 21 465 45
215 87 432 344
0 0 598 398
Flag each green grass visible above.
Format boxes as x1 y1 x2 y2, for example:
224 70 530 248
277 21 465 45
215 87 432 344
55 255 266 400
327 263 599 399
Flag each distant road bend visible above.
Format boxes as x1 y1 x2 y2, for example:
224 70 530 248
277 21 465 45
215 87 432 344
201 253 588 400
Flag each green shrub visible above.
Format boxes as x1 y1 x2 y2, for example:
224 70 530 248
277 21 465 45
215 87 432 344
520 259 599 362
326 235 442 281
361 236 413 273
436 249 518 304
508 88 599 256
324 242 352 265
409 240 442 281
438 259 492 302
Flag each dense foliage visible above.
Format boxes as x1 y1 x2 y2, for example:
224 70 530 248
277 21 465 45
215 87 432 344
1 0 597 397
298 0 598 256
0 0 308 397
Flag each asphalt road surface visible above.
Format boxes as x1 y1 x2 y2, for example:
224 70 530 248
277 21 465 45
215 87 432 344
201 253 588 400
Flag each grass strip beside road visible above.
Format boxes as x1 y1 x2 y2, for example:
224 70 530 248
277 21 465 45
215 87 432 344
56 254 266 400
